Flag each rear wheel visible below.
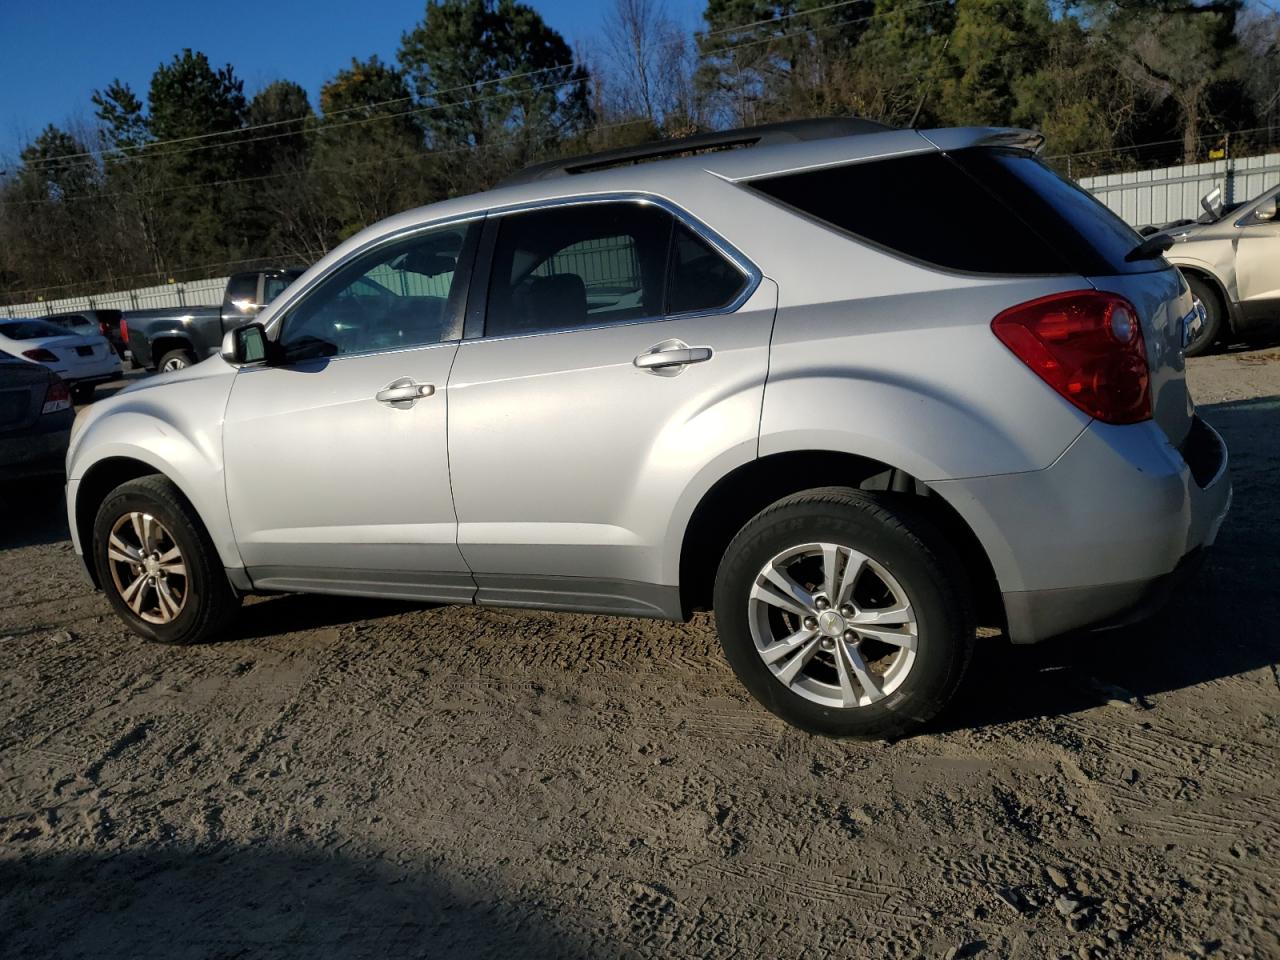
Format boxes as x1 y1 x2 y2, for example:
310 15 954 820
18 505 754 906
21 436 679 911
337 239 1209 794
1184 276 1224 357
92 475 240 645
158 348 196 373
713 488 974 739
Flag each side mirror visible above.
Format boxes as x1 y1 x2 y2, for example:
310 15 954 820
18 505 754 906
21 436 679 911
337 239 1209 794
1200 187 1223 218
220 322 269 366
1255 196 1278 222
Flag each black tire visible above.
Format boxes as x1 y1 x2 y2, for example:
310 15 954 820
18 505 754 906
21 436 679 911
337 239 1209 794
1184 275 1225 357
713 488 974 739
92 475 240 645
70 383 95 404
157 348 196 372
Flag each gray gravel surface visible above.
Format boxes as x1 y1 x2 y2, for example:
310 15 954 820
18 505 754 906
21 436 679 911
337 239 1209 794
2 350 1278 959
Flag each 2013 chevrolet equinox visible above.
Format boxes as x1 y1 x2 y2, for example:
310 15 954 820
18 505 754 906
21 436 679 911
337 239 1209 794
65 119 1232 738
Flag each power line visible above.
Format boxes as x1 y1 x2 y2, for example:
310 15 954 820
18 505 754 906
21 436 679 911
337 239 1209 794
16 0 938 172
0 116 657 209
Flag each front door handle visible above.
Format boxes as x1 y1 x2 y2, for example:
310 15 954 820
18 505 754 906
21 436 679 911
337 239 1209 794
634 340 713 372
376 378 435 404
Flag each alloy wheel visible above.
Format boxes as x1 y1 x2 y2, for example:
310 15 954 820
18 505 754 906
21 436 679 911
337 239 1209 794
747 542 918 709
106 512 188 625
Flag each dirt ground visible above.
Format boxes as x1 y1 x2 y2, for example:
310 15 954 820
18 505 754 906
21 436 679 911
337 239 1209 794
1 350 1277 960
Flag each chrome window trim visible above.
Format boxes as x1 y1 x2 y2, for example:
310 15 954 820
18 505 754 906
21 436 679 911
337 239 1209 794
471 192 761 343
263 192 762 353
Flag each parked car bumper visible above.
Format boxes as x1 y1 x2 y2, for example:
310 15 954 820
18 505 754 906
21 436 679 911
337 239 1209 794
0 411 73 481
935 414 1231 644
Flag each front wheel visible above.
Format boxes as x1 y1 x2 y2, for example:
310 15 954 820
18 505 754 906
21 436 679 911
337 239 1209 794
713 488 974 739
92 475 240 645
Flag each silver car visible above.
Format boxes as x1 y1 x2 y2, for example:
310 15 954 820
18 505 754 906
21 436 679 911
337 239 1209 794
65 119 1231 738
1151 184 1280 355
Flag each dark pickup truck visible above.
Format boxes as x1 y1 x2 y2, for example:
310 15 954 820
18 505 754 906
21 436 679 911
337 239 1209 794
124 268 304 372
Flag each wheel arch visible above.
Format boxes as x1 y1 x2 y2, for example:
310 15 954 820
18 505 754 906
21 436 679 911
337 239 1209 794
74 456 164 588
1177 266 1239 332
675 450 1003 627
149 334 196 368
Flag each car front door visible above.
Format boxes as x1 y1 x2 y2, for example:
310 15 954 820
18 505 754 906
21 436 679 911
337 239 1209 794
1234 191 1280 315
446 198 775 616
221 218 481 601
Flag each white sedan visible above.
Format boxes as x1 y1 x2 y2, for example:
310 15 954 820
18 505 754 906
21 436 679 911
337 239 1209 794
0 318 122 403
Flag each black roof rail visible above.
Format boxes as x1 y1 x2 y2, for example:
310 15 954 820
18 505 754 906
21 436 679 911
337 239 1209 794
499 117 893 187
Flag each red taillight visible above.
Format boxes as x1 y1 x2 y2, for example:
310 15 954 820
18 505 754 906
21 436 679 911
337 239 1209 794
992 290 1151 424
120 318 129 343
42 378 71 415
22 348 59 362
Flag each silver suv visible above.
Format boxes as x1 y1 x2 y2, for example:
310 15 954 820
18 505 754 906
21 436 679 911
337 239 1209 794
65 119 1231 738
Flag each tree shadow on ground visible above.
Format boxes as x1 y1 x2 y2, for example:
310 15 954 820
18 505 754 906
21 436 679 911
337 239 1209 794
0 844 606 960
938 393 1280 733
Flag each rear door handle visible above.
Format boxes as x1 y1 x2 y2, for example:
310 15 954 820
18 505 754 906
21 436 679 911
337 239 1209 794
376 378 435 404
634 341 713 371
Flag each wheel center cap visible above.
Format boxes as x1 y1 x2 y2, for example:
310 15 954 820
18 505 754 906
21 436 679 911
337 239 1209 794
818 610 846 636
144 557 159 576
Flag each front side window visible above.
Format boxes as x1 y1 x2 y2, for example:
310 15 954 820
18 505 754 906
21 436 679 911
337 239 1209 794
278 221 477 362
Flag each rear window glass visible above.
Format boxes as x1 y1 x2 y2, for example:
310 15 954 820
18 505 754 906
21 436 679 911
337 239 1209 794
949 149 1150 275
0 320 64 339
749 148 1151 276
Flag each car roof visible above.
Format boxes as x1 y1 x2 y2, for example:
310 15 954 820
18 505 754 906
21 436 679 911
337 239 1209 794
260 123 1038 328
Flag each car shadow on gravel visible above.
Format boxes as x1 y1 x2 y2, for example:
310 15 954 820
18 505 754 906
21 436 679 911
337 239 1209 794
235 592 433 641
0 845 599 960
0 477 70 550
938 395 1280 733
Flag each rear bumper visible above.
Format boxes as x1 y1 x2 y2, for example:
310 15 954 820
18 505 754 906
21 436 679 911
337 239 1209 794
935 414 1230 644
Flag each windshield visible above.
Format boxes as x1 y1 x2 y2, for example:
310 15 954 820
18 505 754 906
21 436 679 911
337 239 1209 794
0 319 66 340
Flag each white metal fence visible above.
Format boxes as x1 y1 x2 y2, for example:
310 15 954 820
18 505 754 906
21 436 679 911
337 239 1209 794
2 276 228 320
1079 152 1280 227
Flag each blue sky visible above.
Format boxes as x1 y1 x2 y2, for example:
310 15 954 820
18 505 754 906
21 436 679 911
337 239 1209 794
0 0 705 162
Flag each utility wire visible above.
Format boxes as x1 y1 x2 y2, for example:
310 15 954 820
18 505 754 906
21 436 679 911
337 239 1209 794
17 0 899 170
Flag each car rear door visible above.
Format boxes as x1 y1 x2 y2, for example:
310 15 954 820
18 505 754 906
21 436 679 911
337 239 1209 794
445 197 775 615
221 219 482 601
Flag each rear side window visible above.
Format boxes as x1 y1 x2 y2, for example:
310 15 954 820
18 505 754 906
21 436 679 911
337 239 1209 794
225 274 259 305
262 275 293 303
483 202 750 338
749 149 1149 276
668 223 747 314
485 203 670 338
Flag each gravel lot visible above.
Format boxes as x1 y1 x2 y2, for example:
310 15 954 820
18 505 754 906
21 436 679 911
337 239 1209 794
1 351 1277 960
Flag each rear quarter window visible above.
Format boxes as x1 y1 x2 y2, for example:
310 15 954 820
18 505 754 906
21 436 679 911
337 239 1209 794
749 148 1151 276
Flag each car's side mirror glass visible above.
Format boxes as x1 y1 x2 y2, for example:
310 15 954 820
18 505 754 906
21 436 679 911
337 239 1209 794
1256 197 1278 222
220 322 269 366
1200 187 1223 218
